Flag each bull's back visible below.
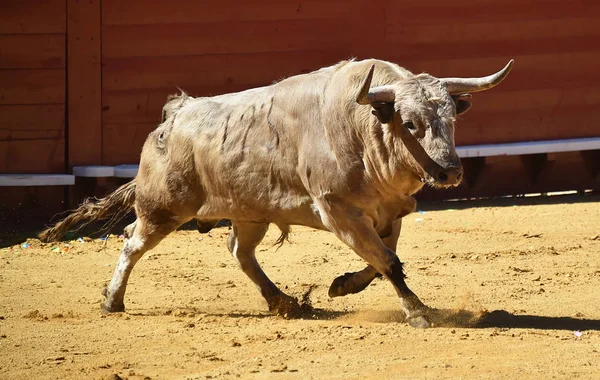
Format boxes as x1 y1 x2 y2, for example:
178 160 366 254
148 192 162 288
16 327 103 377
139 71 333 221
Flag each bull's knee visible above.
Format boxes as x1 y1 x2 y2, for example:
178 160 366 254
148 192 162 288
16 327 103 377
123 220 137 239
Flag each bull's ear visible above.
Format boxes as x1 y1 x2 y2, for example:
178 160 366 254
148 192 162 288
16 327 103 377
370 101 395 124
452 94 472 115
456 99 472 115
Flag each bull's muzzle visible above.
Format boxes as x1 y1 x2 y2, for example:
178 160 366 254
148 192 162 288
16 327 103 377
436 166 463 187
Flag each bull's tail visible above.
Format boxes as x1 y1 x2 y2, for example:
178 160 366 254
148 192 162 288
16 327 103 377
39 180 137 242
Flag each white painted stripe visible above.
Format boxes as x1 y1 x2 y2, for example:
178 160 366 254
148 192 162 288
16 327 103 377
73 165 115 177
114 164 139 178
457 137 600 158
0 174 75 187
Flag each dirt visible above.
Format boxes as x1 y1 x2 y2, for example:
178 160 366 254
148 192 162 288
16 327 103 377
1 195 599 379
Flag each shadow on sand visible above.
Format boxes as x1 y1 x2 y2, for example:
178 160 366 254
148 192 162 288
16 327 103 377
346 308 600 330
124 305 600 331
123 305 348 321
474 310 600 331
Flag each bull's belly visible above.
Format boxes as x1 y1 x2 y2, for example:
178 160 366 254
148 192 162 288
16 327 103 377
194 194 327 231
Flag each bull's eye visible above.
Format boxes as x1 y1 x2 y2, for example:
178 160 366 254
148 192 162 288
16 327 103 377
403 121 416 130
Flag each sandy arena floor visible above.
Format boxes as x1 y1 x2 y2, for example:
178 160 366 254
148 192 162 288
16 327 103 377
1 195 599 379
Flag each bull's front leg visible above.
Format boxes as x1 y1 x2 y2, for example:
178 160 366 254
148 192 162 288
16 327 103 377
328 197 416 298
318 199 430 328
328 219 401 297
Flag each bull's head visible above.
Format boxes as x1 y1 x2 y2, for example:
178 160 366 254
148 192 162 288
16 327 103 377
356 60 513 187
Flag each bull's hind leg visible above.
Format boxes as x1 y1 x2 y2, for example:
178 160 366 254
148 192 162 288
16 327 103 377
102 215 182 313
227 222 302 317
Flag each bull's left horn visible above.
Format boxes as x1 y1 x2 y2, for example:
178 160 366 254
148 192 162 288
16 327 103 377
356 65 396 105
442 59 514 95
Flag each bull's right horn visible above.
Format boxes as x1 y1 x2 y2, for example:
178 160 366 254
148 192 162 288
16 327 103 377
442 59 514 95
356 65 396 105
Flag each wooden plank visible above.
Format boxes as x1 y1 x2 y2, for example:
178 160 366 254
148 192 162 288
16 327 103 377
0 34 65 69
383 35 599 63
462 86 600 113
387 0 599 25
67 0 101 166
102 0 353 25
0 174 74 186
102 50 600 93
382 51 600 91
102 50 359 92
0 138 65 173
456 106 600 145
102 123 156 165
0 104 65 140
0 69 64 105
457 138 600 158
102 85 260 125
386 17 600 46
102 18 352 58
0 0 66 34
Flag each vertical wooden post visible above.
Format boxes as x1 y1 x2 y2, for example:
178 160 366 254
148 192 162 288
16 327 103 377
67 0 102 206
67 0 102 167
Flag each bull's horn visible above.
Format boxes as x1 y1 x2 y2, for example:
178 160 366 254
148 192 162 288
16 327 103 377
356 65 396 105
442 59 514 95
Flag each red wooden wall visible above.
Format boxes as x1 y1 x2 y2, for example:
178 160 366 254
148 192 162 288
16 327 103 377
98 0 600 164
0 0 66 174
1 0 599 230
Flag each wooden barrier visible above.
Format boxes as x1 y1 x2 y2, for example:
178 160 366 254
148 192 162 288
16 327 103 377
1 0 599 230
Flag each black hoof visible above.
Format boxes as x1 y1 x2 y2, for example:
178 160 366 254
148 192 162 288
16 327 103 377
328 272 370 298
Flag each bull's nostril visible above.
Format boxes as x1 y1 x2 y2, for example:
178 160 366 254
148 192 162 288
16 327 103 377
437 172 448 182
456 171 463 181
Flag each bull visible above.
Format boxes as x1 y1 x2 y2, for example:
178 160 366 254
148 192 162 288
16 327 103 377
40 58 513 327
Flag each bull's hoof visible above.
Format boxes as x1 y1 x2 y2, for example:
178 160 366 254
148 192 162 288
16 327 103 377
407 315 431 328
101 302 125 314
267 294 306 319
101 288 125 313
328 272 369 298
328 272 352 297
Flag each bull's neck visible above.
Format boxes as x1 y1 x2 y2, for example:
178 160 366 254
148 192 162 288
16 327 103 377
356 112 425 197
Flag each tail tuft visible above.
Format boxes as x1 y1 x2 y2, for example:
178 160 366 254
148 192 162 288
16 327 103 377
39 180 137 242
